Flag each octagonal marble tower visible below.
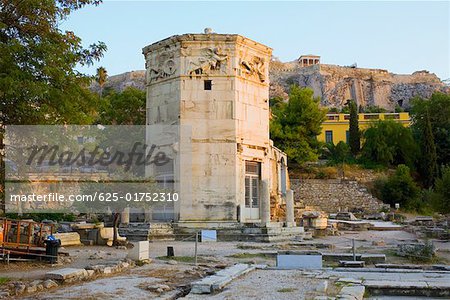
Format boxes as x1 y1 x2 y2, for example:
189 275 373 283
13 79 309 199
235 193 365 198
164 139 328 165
143 32 287 225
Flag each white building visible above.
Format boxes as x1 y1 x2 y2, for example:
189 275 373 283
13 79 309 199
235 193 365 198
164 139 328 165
142 31 296 231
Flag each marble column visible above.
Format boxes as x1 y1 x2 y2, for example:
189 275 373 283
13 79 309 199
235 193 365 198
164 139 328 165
260 180 271 227
144 208 152 223
121 206 130 225
286 189 296 227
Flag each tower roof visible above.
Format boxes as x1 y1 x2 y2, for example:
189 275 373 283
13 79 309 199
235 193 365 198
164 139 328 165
142 33 272 56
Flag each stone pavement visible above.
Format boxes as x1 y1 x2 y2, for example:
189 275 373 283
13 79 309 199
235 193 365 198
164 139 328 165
190 263 256 294
325 268 450 297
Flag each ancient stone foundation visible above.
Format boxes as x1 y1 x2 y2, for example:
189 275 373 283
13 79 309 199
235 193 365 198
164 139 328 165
292 179 388 213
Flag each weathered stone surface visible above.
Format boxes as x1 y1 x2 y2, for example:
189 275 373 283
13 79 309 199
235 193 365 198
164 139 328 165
146 284 171 293
142 33 289 224
14 283 26 295
364 280 428 289
190 263 255 294
397 242 435 259
338 285 365 300
337 278 363 285
24 281 44 293
0 291 10 299
315 280 328 293
339 261 365 268
42 279 58 289
45 268 88 281
292 179 388 214
53 232 81 246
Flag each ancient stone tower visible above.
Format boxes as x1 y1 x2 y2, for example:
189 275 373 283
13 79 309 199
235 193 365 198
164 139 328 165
143 31 288 226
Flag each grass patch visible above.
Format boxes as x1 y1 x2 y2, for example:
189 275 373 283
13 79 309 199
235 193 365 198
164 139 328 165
227 252 273 259
0 277 10 285
277 288 297 293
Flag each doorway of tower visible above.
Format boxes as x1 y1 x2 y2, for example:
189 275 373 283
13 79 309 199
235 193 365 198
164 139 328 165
243 161 261 221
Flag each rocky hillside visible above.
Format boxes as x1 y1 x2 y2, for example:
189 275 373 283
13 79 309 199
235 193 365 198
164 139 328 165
270 61 449 109
90 70 146 94
93 61 449 110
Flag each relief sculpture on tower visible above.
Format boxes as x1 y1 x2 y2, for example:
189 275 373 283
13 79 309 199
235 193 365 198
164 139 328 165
146 51 176 83
241 56 266 83
186 47 228 76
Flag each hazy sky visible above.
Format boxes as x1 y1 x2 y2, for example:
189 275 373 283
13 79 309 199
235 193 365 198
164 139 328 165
61 1 450 80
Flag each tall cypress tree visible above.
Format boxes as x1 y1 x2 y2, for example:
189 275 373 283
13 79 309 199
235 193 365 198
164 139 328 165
348 100 360 156
422 110 438 188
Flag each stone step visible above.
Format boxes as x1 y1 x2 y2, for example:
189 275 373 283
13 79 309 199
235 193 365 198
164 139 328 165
242 226 304 235
339 260 365 267
338 285 365 300
190 264 255 294
365 280 450 297
322 253 386 264
120 222 174 236
174 224 309 242
45 268 88 282
122 222 173 229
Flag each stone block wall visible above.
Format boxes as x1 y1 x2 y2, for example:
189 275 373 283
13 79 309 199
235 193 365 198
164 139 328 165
291 179 388 213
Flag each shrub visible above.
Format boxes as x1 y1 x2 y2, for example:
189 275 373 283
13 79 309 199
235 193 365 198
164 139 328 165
375 165 421 211
431 166 450 214
324 141 352 164
5 212 76 222
315 166 338 179
361 121 417 168
397 240 436 263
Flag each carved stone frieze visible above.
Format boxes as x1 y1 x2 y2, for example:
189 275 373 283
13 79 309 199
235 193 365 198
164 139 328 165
147 51 176 83
184 48 228 76
240 56 266 82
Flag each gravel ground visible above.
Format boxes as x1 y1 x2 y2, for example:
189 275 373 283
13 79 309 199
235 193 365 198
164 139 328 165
184 269 337 300
0 246 128 280
2 225 449 300
25 262 201 300
0 229 436 281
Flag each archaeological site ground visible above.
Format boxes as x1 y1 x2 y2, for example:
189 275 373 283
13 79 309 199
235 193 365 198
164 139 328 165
1 1 450 300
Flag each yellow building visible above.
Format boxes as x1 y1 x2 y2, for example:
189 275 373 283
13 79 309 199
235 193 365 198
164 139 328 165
318 112 411 144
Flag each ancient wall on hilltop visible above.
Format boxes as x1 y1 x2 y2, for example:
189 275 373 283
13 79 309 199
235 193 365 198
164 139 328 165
270 63 449 109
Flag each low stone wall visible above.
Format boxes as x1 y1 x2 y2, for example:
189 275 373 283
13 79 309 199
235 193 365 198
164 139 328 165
292 179 388 213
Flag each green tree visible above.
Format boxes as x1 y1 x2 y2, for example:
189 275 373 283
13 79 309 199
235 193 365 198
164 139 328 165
0 0 106 125
98 87 146 125
411 93 450 167
96 66 108 97
324 141 351 164
270 86 327 164
378 164 421 210
431 166 450 213
0 0 106 213
361 120 417 167
347 100 360 156
421 111 438 188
